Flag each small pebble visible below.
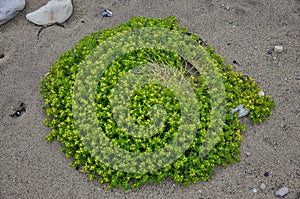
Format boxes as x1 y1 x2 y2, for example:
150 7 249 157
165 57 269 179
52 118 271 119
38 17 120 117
260 183 266 190
258 90 265 96
225 5 230 10
295 76 300 80
274 45 283 53
253 188 257 193
75 165 80 170
0 53 4 59
264 172 270 177
231 104 250 118
267 49 273 54
246 152 251 156
275 187 288 197
102 9 113 17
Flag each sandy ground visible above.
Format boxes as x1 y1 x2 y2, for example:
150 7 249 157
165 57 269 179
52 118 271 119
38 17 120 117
0 0 299 198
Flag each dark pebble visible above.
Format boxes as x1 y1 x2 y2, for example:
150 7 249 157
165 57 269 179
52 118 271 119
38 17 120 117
267 49 273 54
264 172 269 177
75 165 80 170
0 54 4 59
295 76 300 80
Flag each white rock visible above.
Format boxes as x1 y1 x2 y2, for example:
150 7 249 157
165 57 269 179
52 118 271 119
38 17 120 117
26 0 73 26
258 90 265 96
275 187 288 197
225 5 230 10
274 45 283 53
0 0 26 25
231 104 250 118
253 188 257 193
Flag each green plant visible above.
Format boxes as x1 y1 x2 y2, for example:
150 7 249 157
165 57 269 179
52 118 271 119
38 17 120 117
40 16 275 190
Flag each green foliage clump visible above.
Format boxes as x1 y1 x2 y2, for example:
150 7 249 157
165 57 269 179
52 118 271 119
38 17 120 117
40 16 275 190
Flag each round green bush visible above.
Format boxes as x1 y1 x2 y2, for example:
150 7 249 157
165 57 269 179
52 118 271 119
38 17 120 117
40 16 275 190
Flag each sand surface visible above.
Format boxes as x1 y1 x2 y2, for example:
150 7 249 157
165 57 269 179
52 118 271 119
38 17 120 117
0 0 299 198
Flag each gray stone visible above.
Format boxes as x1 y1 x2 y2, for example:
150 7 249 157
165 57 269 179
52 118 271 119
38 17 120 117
274 45 283 53
26 0 73 26
275 187 288 197
0 0 26 25
260 183 266 190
